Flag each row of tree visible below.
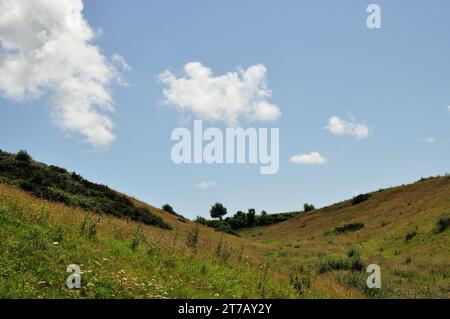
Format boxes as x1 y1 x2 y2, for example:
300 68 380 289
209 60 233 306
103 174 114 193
160 202 315 234
193 202 315 234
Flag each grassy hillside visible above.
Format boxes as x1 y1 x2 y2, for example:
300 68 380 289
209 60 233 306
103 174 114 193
241 176 450 298
0 183 294 298
0 150 170 229
0 151 449 298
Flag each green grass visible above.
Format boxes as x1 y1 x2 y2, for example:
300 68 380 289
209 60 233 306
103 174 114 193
0 190 295 299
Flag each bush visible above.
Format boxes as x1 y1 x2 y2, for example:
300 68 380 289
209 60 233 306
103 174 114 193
352 194 371 205
15 150 31 162
162 204 175 214
215 223 239 236
0 150 172 230
303 203 315 212
433 214 450 234
333 222 365 234
317 255 365 274
405 230 417 241
347 248 360 258
194 216 208 225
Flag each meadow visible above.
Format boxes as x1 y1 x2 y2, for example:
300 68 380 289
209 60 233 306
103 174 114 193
0 151 449 298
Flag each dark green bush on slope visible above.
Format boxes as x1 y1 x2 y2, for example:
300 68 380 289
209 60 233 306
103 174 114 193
0 150 171 230
333 222 365 234
433 214 450 234
303 203 315 212
352 194 371 205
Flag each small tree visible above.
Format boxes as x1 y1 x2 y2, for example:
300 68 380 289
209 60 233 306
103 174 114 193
303 203 315 212
210 202 227 220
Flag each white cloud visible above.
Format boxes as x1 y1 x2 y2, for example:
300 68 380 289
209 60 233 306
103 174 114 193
447 105 450 112
325 116 369 139
0 0 128 147
421 137 436 144
194 181 216 189
159 62 281 126
290 152 328 165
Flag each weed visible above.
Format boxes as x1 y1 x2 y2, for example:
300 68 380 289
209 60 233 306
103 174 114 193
258 262 270 298
131 224 145 251
186 226 199 253
215 238 232 262
289 271 311 295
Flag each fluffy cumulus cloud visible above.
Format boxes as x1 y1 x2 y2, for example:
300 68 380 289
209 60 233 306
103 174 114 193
0 0 128 147
290 152 328 165
159 62 281 126
325 116 369 139
194 181 216 189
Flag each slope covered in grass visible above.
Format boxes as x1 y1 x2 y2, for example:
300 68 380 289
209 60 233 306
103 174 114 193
0 149 449 298
0 150 170 229
0 183 294 298
240 176 450 298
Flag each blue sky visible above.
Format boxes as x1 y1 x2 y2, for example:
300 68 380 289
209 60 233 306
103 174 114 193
1 0 450 219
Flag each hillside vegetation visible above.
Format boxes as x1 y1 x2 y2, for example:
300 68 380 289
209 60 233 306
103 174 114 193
0 150 170 229
0 150 449 298
241 176 450 298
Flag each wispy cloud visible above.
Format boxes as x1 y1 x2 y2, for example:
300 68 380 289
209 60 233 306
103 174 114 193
159 62 281 126
421 137 436 144
0 0 128 147
325 116 369 139
290 152 328 165
194 181 216 189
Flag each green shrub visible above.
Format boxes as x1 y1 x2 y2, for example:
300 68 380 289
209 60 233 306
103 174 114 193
215 223 239 236
352 194 371 205
194 216 208 225
303 203 315 212
347 247 360 258
15 150 31 162
405 230 417 241
0 150 172 230
433 214 450 234
162 204 175 214
317 255 365 274
333 222 365 234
